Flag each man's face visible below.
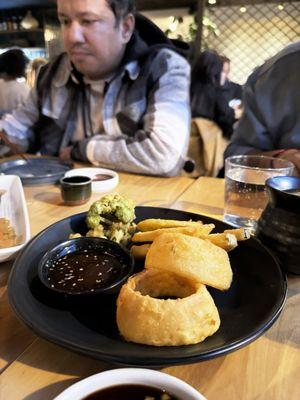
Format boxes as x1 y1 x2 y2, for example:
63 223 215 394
220 61 230 85
57 0 134 80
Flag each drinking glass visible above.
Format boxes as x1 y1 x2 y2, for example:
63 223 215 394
224 155 294 231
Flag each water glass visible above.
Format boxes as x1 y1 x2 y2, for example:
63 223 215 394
224 155 294 231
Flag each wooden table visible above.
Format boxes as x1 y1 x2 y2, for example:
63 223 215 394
0 174 299 400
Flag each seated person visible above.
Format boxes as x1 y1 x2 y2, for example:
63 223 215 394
26 57 47 88
0 0 191 177
0 49 30 115
225 41 300 174
220 56 243 107
191 50 236 138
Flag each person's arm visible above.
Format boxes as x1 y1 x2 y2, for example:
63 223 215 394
0 86 39 151
247 148 300 175
65 50 191 176
224 70 275 158
224 73 300 174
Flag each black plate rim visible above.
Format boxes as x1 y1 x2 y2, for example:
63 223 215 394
8 207 287 367
0 157 72 185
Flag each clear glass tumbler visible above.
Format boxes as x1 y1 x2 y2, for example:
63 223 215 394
224 155 294 231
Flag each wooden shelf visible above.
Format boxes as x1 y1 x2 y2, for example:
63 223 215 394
0 29 43 34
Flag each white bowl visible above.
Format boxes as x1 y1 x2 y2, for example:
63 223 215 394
64 168 119 193
53 368 206 400
0 175 30 262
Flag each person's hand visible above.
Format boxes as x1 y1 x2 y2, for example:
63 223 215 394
278 149 300 176
59 146 73 161
234 107 243 120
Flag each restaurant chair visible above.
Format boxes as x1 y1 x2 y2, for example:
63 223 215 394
182 118 228 178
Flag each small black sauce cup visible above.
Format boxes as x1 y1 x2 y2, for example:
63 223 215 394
60 175 92 206
38 237 134 298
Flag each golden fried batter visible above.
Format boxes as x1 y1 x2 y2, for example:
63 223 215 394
137 218 203 232
117 269 220 346
132 224 215 243
145 232 232 290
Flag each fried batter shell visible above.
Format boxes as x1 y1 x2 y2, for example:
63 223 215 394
117 269 220 346
137 218 203 232
145 232 232 290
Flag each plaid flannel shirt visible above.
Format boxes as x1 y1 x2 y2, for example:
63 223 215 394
0 21 190 176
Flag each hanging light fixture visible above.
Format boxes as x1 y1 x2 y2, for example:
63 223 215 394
240 6 247 13
208 0 217 4
278 4 284 10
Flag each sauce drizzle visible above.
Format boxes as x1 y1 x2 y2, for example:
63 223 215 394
46 249 127 293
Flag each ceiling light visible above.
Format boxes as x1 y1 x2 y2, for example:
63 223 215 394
240 6 247 13
208 0 217 5
278 4 284 10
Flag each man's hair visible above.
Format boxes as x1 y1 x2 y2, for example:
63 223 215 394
106 0 136 23
0 49 29 79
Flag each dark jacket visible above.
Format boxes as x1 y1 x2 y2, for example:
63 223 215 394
225 41 300 157
191 83 235 138
221 80 243 105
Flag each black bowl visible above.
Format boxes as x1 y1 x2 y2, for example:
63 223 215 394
38 237 134 297
265 176 300 214
256 176 300 274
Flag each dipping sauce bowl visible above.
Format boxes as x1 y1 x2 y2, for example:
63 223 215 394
54 368 206 400
38 237 134 296
60 175 92 206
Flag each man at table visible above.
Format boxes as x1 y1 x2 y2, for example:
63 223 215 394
0 0 190 176
224 41 300 174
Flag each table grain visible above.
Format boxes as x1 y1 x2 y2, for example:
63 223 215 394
0 174 299 400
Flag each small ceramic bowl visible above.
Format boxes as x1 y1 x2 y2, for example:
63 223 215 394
38 237 134 296
265 175 300 214
53 368 206 400
256 176 300 274
64 168 119 193
60 175 92 206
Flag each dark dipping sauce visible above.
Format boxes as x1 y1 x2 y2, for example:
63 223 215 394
93 174 113 181
82 384 180 400
46 249 127 293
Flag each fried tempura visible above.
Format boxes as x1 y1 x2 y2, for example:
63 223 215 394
117 269 220 346
145 232 233 290
137 218 203 232
132 224 215 243
131 244 151 259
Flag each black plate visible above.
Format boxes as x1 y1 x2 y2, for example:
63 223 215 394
8 207 287 367
0 157 72 185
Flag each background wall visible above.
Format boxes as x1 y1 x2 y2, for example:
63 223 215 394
143 1 300 84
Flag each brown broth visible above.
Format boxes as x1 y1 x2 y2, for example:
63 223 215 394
46 250 127 293
82 384 180 400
